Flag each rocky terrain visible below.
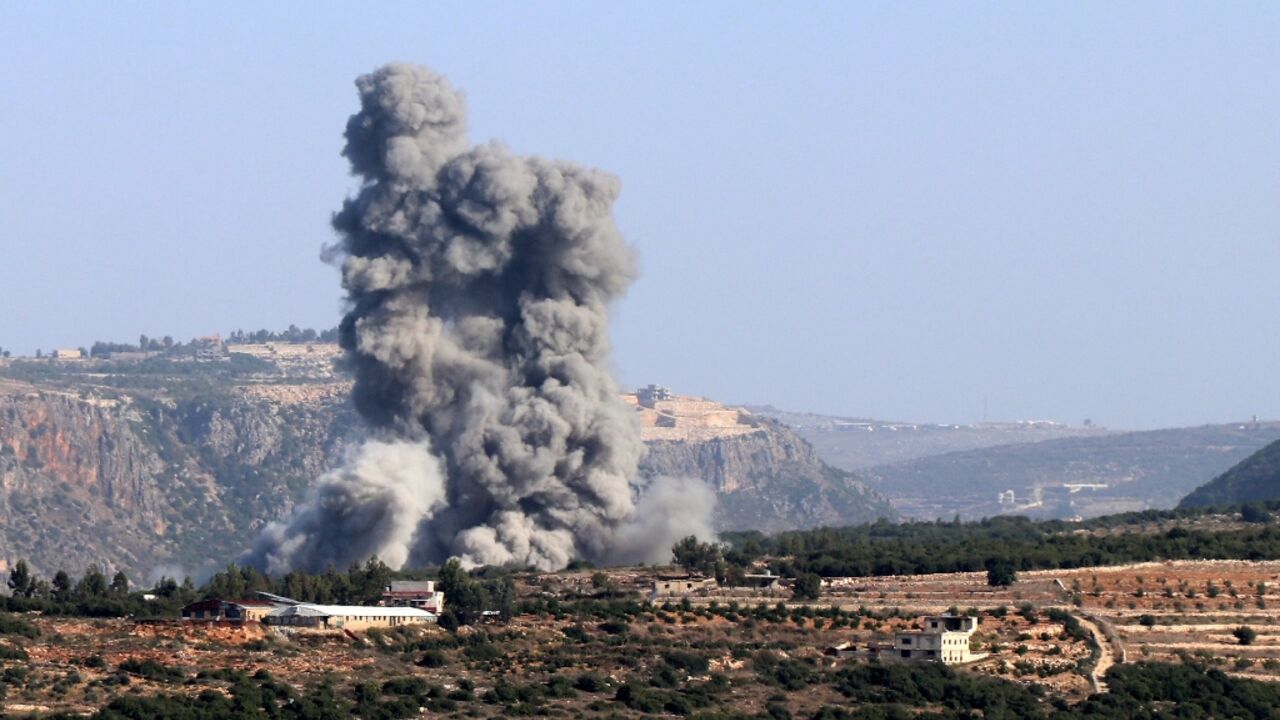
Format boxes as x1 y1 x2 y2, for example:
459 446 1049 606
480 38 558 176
633 395 893 533
0 347 890 581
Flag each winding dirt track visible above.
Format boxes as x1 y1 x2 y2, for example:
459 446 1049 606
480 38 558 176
1076 614 1118 693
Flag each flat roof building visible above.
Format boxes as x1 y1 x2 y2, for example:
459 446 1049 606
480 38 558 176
181 598 287 623
382 580 445 614
892 615 984 665
264 604 436 631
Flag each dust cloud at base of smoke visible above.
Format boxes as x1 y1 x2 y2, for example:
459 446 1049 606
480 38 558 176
246 440 447 574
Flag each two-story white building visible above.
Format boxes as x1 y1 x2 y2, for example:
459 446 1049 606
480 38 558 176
891 615 984 664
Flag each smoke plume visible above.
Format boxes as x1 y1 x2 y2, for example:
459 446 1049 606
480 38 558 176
248 63 713 572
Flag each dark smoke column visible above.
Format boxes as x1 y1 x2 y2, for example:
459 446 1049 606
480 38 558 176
249 63 711 573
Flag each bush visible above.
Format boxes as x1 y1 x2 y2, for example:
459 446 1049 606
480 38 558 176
464 643 502 662
599 620 629 635
416 649 448 668
574 672 609 692
1234 626 1258 646
0 645 28 661
0 613 39 638
118 658 185 683
382 677 427 696
663 650 710 674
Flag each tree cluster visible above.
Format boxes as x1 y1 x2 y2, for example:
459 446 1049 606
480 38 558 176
226 326 339 345
722 511 1280 578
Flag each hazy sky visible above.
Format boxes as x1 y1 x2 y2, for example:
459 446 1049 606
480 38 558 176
2 3 1278 430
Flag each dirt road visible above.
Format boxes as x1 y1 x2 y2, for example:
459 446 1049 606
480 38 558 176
1077 614 1120 693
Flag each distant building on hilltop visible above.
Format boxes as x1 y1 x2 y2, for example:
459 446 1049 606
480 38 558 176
50 348 83 360
637 384 673 407
193 334 228 362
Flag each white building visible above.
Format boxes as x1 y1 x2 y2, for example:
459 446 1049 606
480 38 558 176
264 604 436 631
892 615 984 664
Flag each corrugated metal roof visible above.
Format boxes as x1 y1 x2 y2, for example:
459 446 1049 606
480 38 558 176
268 604 435 619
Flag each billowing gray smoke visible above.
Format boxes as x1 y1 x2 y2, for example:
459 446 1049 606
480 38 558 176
248 63 714 573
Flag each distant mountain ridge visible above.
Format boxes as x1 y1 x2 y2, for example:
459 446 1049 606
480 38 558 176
749 406 1110 470
859 422 1280 520
755 405 1280 521
1179 438 1280 508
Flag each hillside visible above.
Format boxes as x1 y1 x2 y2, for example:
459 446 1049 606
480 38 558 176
631 394 894 533
750 406 1110 470
0 349 890 580
859 422 1280 520
1179 437 1280 508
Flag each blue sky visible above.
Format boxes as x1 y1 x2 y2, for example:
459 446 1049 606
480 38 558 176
2 2 1278 429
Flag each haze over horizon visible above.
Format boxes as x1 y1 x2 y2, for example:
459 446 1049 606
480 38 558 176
2 3 1278 430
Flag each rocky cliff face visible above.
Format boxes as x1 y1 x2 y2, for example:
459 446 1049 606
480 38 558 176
640 418 896 533
0 390 172 577
0 380 360 582
0 363 893 581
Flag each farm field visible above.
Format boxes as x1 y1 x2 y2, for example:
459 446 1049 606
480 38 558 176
2 560 1277 717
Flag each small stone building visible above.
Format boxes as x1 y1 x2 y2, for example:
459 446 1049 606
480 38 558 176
181 598 284 623
181 599 225 621
224 599 279 622
651 576 719 600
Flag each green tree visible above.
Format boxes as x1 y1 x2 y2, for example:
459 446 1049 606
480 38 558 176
792 573 822 600
672 535 722 576
7 560 33 599
354 556 392 602
986 559 1017 587
724 564 748 588
52 570 72 602
152 576 179 598
1241 503 1272 524
437 558 468 610
205 563 248 599
110 570 130 595
75 564 109 599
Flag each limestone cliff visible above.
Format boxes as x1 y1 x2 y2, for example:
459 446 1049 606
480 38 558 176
0 361 893 580
638 416 896 533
